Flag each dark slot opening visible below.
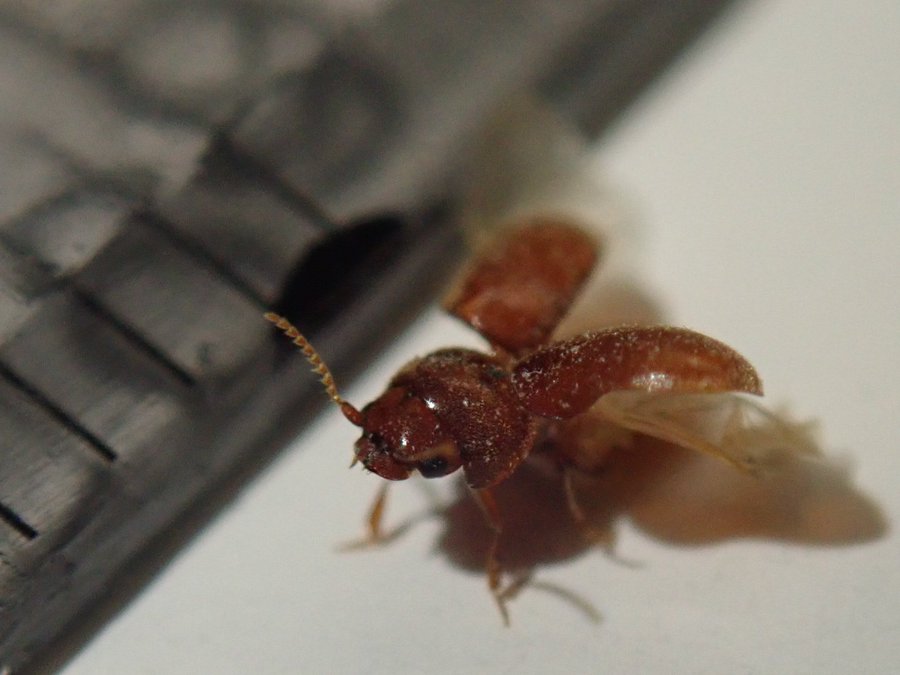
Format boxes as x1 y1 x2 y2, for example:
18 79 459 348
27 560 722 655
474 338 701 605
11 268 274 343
273 212 407 328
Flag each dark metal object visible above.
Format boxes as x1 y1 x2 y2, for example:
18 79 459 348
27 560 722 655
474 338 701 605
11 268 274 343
0 0 735 670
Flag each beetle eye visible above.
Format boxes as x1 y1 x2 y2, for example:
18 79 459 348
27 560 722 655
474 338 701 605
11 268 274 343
418 456 450 478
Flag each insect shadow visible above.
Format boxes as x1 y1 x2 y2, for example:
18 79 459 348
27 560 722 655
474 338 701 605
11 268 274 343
268 219 887 623
431 273 886 613
434 432 886 594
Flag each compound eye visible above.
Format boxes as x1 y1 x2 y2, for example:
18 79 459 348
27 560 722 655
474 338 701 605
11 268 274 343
418 456 450 478
415 442 462 479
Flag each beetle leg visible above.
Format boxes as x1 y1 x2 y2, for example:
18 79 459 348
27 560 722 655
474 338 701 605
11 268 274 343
366 481 390 542
560 465 620 556
562 465 587 524
339 483 396 551
474 483 608 622
471 487 513 625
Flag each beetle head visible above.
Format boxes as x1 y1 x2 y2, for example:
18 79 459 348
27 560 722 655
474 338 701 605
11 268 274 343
354 386 462 481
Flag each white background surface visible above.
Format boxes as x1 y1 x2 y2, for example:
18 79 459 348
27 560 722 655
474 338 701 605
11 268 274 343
65 1 899 673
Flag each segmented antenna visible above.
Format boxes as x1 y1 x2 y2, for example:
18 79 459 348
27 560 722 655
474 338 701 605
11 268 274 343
264 312 363 426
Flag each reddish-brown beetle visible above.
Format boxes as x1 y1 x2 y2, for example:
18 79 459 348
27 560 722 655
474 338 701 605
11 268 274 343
266 217 765 622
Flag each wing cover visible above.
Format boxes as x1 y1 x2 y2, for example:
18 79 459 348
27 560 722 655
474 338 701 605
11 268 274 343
444 218 598 355
512 326 763 419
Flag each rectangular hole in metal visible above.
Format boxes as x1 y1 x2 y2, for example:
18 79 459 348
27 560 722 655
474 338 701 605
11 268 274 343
72 288 197 389
0 363 117 463
0 501 38 540
140 212 269 309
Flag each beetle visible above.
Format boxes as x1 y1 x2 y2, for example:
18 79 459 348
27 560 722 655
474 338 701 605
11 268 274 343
265 217 765 622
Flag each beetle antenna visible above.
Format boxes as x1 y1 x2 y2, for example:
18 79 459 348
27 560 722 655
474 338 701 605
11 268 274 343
264 312 363 426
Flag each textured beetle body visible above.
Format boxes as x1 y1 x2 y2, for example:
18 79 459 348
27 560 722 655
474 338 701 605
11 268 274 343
265 216 769 624
353 326 762 489
268 219 764 489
